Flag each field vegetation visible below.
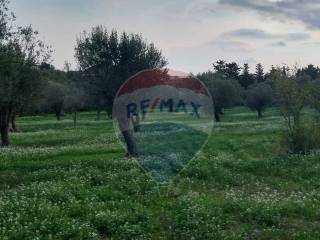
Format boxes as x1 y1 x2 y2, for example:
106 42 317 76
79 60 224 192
1 108 320 239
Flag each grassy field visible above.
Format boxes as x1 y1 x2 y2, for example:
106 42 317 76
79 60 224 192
1 107 320 239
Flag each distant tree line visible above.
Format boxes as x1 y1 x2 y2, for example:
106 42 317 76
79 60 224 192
198 61 320 153
198 61 320 120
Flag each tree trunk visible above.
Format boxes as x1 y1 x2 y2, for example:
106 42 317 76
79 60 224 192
10 114 18 132
1 125 9 147
122 130 138 156
258 109 262 119
214 109 221 122
0 108 11 147
56 111 61 121
106 107 112 119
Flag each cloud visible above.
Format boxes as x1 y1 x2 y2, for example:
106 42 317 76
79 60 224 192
243 57 257 64
301 41 320 46
210 39 250 52
270 41 287 47
219 0 320 29
223 28 311 42
224 28 276 39
285 33 310 41
11 0 320 72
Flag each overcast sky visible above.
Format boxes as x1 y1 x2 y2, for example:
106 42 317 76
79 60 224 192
10 0 320 73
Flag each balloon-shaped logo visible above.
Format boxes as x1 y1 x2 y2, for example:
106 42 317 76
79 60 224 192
113 69 214 182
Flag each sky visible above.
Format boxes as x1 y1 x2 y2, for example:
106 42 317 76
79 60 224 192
10 0 320 73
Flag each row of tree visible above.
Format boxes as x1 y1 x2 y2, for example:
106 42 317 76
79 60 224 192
198 61 320 154
198 61 320 122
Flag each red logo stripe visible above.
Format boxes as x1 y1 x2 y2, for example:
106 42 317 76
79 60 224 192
117 70 209 97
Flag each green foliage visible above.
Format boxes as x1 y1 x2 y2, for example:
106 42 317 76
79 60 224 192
75 26 167 115
213 60 241 81
274 72 320 153
0 0 51 146
198 71 242 121
43 81 66 121
297 64 320 80
239 63 254 89
280 116 320 154
246 83 273 118
255 63 265 83
309 80 320 114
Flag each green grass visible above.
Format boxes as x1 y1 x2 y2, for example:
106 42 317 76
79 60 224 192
0 108 320 239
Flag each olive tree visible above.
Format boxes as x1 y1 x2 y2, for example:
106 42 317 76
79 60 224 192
44 81 66 121
75 26 167 118
275 74 311 153
0 0 50 146
309 80 320 116
65 82 85 126
198 71 242 122
246 83 273 118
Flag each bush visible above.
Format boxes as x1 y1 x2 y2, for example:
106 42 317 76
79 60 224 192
281 119 320 154
274 74 320 154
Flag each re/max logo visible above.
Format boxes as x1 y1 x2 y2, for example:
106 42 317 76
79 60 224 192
126 98 201 118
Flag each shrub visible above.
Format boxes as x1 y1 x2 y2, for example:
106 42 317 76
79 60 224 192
280 119 320 154
275 74 320 153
